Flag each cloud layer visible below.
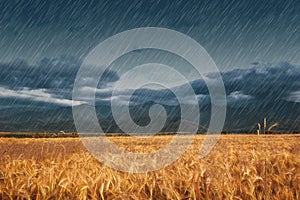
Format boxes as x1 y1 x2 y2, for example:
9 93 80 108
0 57 299 132
0 57 299 107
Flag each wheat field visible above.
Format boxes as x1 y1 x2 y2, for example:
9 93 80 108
0 134 299 199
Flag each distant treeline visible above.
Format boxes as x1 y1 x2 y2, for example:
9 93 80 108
0 131 299 138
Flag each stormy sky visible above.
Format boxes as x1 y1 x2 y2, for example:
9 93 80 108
0 0 299 132
0 0 299 69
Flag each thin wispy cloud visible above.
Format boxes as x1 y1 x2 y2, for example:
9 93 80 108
0 87 82 106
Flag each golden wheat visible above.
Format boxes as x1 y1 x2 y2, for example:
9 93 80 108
0 134 299 199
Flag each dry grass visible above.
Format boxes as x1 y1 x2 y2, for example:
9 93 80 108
0 134 299 199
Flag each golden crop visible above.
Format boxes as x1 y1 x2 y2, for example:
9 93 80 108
0 134 299 199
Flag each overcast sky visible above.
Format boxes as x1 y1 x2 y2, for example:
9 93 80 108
0 0 299 70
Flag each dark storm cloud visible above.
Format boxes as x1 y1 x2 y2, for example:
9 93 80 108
192 62 300 104
221 62 300 101
0 56 120 105
152 62 299 105
0 56 119 89
94 61 300 106
0 56 80 90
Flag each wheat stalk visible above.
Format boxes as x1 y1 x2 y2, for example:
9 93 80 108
257 123 261 135
267 123 279 133
263 117 267 134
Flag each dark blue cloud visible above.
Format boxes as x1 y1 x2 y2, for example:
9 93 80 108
0 56 120 105
221 62 300 101
0 56 79 90
0 56 120 90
